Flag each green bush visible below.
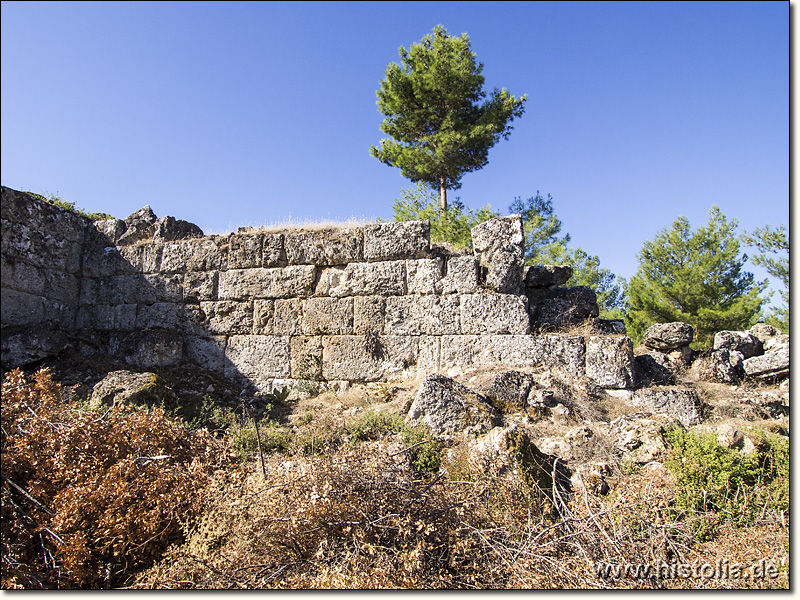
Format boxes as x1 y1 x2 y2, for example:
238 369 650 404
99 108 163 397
345 409 405 443
664 428 789 534
401 424 441 473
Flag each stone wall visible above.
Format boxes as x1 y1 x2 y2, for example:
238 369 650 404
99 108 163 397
1 186 628 392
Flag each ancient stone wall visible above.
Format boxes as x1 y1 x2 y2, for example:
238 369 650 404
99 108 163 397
1 186 629 392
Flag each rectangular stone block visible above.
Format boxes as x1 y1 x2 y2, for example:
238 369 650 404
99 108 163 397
441 255 479 294
1 288 45 326
80 274 158 306
228 233 263 269
1 219 82 274
322 335 418 382
198 300 254 335
586 335 634 389
406 258 443 294
160 238 227 273
417 335 441 375
262 233 286 267
252 299 274 334
117 243 163 274
353 296 385 335
82 246 137 278
145 273 184 303
76 304 137 331
460 293 530 334
225 335 291 381
284 228 363 265
290 336 324 380
362 221 430 261
1 254 45 296
273 299 303 335
184 335 227 373
317 261 406 298
384 295 460 335
183 271 218 303
0 190 88 243
113 331 183 368
302 297 354 335
218 266 315 300
135 302 185 331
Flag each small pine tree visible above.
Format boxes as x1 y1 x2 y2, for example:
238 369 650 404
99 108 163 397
626 206 767 347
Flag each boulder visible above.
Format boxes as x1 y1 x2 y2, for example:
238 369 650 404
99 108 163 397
642 322 694 352
690 349 744 384
152 215 204 243
764 334 789 353
470 216 524 293
743 348 789 380
713 330 762 358
748 323 782 345
116 206 158 245
89 370 175 410
633 351 678 387
406 374 501 437
486 370 538 412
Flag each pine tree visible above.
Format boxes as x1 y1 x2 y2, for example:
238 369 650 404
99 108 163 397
626 206 767 347
371 25 526 211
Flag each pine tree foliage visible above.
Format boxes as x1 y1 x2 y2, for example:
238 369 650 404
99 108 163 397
743 224 789 332
371 25 526 210
626 206 767 347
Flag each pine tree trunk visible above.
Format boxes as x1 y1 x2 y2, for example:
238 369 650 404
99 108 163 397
439 178 447 212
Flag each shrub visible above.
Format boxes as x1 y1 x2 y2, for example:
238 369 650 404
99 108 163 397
1 369 235 588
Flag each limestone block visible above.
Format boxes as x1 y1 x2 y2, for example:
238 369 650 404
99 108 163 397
228 233 263 269
113 331 183 368
145 273 183 303
406 374 500 437
218 266 315 300
417 335 441 374
440 255 479 294
690 349 744 384
90 218 128 246
284 228 363 265
713 330 762 358
630 386 702 427
586 336 635 389
743 349 789 379
362 220 430 261
82 246 136 278
642 322 694 352
117 243 163 274
183 335 227 373
262 233 286 267
272 299 304 335
117 206 158 246
471 216 524 293
290 336 324 380
1 288 45 327
406 258 443 294
2 219 83 274
524 264 573 288
535 286 599 330
135 302 186 331
302 297 354 335
385 295 460 335
321 335 418 382
198 300 253 335
225 335 291 382
152 216 203 243
748 323 782 345
80 274 158 306
0 188 87 244
76 304 136 331
1 254 45 295
183 271 218 303
460 293 529 335
1 324 70 370
160 238 227 273
634 351 679 386
318 261 406 298
486 370 539 412
252 299 274 334
764 334 789 353
353 296 385 335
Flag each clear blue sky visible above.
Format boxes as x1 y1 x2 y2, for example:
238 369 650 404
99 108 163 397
1 1 788 298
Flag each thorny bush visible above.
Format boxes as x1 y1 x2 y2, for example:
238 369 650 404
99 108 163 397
1 369 237 589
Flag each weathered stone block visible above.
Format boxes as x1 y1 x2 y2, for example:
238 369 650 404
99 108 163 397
183 271 218 303
630 386 702 427
135 302 185 331
228 233 263 269
471 216 524 293
152 215 203 243
112 331 183 368
534 286 599 330
262 233 286 267
145 273 183 303
1 219 82 274
160 238 227 273
385 295 460 335
198 300 254 335
290 336 324 380
272 299 303 335
82 246 136 278
713 330 762 358
417 335 441 375
80 274 158 306
0 188 87 244
322 335 418 382
183 335 227 373
1 288 45 326
353 296 385 335
218 266 316 299
1 324 69 369
284 228 363 265
690 349 744 384
89 218 128 246
117 243 163 274
76 304 136 331
302 297 354 335
225 335 291 381
363 221 430 261
642 322 694 352
743 349 789 379
524 265 573 288
317 261 406 297
460 293 529 334
406 258 443 294
586 336 634 389
1 254 46 295
252 299 274 334
440 255 479 294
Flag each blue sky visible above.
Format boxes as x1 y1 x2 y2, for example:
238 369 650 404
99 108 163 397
1 1 788 301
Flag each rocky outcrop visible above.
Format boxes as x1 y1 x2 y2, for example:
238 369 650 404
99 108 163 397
89 370 175 410
642 322 694 352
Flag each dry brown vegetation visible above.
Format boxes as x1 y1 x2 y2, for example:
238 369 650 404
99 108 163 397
1 369 789 589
